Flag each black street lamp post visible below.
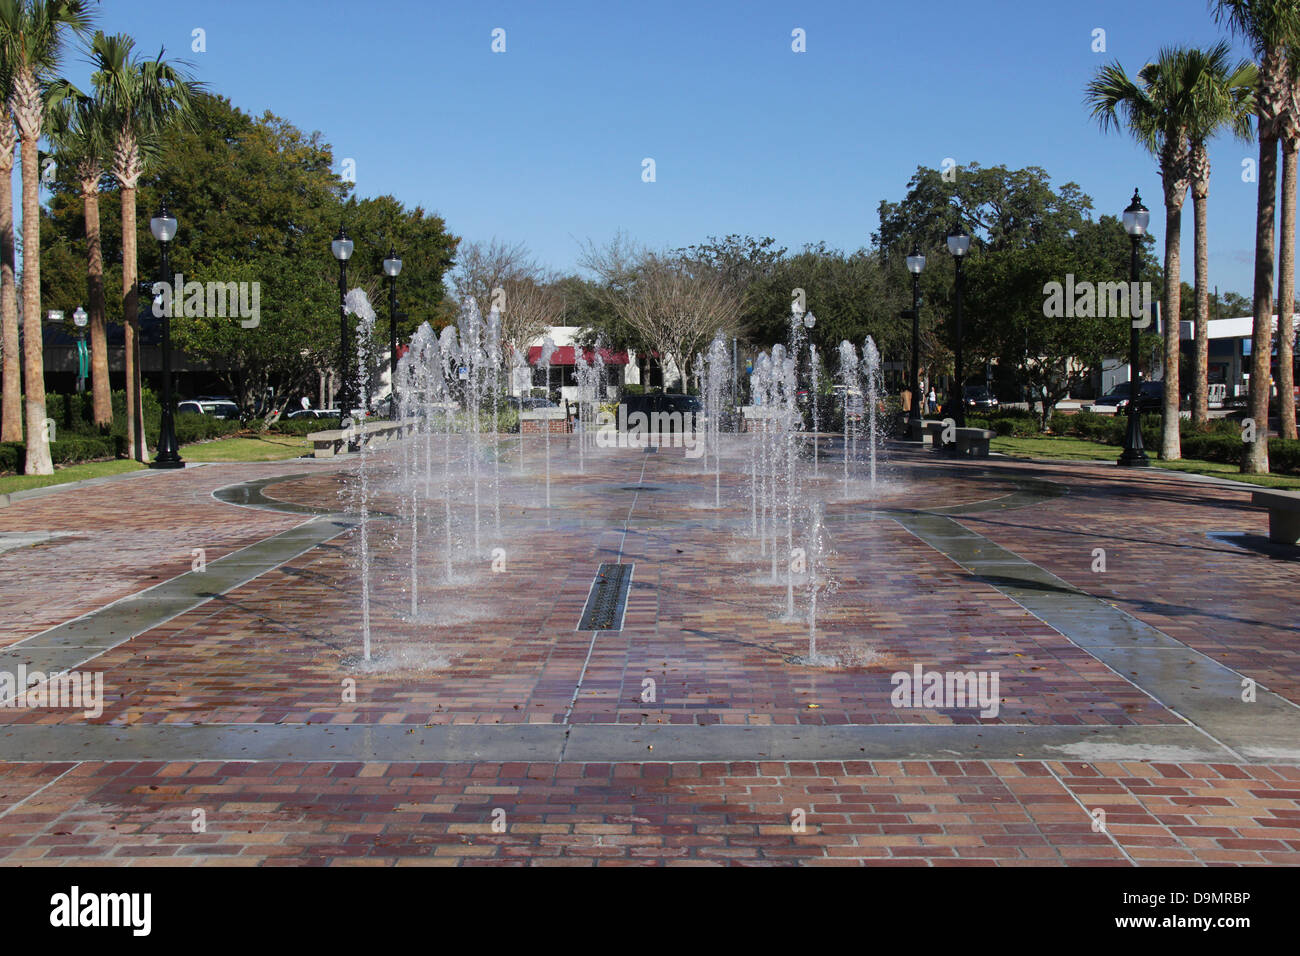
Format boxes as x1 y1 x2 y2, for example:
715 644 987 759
382 247 403 411
332 228 354 428
947 227 971 428
72 307 88 394
905 245 926 438
1119 189 1151 467
150 204 183 469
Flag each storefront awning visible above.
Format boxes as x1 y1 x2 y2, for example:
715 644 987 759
526 346 629 366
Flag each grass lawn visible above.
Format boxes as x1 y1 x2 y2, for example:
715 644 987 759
991 435 1300 489
0 459 146 495
0 432 306 495
991 435 1121 462
179 434 311 462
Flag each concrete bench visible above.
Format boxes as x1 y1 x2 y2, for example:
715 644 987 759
910 418 945 443
1252 489 1300 544
927 422 996 458
307 418 413 458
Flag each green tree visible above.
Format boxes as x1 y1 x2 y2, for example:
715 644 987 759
0 72 17 442
745 244 900 364
41 94 459 417
1277 52 1300 438
965 217 1152 429
1212 0 1300 471
877 163 1102 396
46 75 113 426
0 0 94 474
90 29 201 462
1087 47 1224 460
1184 45 1256 427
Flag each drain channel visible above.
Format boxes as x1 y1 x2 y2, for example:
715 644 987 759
577 563 634 631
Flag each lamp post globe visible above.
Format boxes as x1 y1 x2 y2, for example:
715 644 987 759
332 227 354 428
71 307 88 393
383 246 403 397
906 245 926 438
947 227 970 428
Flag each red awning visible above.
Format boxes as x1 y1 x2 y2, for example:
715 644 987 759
526 346 628 366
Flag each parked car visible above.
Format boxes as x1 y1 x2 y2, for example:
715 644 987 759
177 398 241 419
1095 381 1164 413
620 393 701 431
963 385 999 410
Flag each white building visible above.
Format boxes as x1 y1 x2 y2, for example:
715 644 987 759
517 326 683 404
1178 314 1297 400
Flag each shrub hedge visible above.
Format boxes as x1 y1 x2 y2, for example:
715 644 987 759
266 418 325 436
0 434 117 472
0 390 245 473
1045 409 1300 474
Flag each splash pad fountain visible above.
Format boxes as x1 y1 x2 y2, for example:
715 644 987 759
338 292 900 671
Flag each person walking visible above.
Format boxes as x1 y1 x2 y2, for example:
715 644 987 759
927 387 937 415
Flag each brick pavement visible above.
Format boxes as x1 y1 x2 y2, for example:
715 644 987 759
0 438 1296 865
0 758 1295 866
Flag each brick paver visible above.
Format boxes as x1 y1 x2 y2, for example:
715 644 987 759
0 759 1294 866
0 438 1296 865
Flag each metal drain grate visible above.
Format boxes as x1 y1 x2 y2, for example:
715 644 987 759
578 563 634 631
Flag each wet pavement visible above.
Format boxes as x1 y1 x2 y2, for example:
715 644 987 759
0 438 1296 865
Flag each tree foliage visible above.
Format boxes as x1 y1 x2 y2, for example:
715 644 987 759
40 93 458 415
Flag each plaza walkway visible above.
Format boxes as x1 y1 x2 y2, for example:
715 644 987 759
0 439 1296 866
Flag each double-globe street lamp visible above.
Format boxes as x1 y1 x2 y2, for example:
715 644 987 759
947 226 971 428
150 203 183 469
72 307 88 393
1118 189 1151 467
382 247 403 404
331 228 355 428
905 245 926 437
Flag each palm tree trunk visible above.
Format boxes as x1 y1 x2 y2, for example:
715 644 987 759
1246 130 1278 474
19 127 50 474
81 180 111 428
1192 178 1211 427
1278 138 1297 441
121 183 146 461
0 143 18 443
123 295 136 458
1160 198 1184 460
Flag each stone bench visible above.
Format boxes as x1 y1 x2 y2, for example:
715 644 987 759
910 418 945 443
1251 489 1300 544
927 422 996 458
307 418 413 458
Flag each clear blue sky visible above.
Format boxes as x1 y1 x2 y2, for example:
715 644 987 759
68 0 1265 300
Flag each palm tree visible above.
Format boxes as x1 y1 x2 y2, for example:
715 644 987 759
1087 48 1207 460
0 82 18 443
90 31 200 462
1213 0 1300 473
1276 54 1300 439
1186 45 1256 427
0 0 93 475
46 77 111 427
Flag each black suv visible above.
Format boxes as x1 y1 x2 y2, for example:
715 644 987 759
1097 381 1164 413
963 385 999 410
620 393 703 432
